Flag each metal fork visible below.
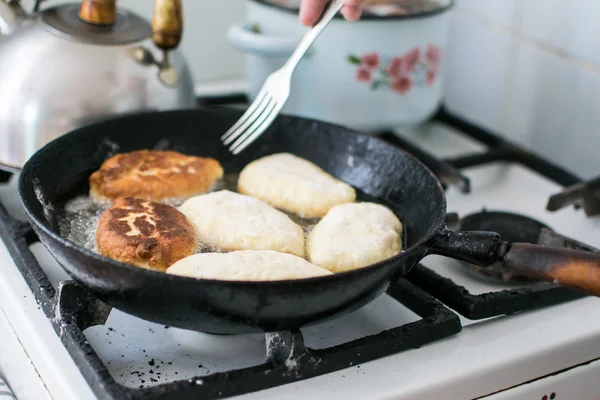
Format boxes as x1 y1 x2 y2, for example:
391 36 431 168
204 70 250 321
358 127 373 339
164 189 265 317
221 0 344 154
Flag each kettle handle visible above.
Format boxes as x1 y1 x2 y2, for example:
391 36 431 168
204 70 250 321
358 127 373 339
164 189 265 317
152 0 183 51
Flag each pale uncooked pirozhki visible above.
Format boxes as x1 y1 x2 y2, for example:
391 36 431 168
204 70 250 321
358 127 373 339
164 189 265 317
307 202 403 273
237 153 356 219
178 190 306 257
167 250 332 281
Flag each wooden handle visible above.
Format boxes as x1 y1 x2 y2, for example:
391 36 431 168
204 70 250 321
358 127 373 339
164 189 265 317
79 0 116 25
427 228 600 297
504 243 600 297
152 0 183 51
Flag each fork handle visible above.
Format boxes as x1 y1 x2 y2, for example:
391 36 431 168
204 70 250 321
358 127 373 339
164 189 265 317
284 0 343 71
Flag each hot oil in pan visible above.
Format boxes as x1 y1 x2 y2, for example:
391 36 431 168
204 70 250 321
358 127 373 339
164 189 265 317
58 196 107 252
57 173 404 260
58 173 320 256
57 176 240 254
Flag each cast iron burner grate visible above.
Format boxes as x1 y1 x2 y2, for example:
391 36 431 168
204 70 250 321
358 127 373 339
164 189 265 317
407 228 591 319
547 175 600 217
0 176 461 399
384 108 594 320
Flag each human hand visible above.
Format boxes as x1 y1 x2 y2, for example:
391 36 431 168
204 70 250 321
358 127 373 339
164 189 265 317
299 0 364 26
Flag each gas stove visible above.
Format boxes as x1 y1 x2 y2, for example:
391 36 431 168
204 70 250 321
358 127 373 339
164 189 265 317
1 100 600 400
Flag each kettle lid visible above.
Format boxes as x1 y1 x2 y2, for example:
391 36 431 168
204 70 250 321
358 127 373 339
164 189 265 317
41 3 151 45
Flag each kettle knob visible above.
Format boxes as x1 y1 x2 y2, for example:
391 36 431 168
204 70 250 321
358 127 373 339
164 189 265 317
152 0 183 51
79 0 116 25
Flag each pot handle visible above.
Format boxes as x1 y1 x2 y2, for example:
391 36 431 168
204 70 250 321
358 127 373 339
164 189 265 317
427 229 600 297
227 23 303 57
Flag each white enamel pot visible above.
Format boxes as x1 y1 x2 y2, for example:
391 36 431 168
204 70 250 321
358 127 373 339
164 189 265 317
228 0 454 132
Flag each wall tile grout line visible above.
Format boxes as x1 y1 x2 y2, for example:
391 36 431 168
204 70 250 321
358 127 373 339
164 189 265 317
452 6 600 76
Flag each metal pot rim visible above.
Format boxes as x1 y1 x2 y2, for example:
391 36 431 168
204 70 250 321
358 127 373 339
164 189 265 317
248 0 455 21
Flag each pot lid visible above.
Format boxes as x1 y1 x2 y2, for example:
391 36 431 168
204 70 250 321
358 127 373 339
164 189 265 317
252 0 453 19
40 4 151 45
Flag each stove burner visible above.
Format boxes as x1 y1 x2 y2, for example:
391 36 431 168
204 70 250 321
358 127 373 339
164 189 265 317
547 175 600 217
412 211 592 320
455 209 551 284
58 279 461 399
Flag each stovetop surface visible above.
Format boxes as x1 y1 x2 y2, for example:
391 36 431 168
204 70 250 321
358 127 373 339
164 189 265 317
1 107 600 400
85 292 422 388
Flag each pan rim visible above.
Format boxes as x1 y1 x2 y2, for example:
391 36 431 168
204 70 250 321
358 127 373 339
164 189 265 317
18 108 448 287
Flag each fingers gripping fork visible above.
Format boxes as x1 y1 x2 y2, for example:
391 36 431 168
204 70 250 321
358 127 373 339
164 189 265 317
221 0 344 155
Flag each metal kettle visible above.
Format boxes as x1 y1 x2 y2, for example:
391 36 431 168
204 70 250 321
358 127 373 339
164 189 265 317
0 0 197 171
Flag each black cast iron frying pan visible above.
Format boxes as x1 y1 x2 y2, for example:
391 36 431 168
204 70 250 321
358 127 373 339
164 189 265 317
18 108 600 334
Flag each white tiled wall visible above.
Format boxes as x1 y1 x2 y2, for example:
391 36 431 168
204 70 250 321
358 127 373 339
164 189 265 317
444 0 600 179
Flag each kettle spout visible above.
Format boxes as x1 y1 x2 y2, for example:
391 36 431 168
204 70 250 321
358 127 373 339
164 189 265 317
0 1 26 35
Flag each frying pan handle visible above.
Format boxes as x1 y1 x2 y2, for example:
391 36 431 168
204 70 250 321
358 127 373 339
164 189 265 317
426 229 505 267
502 243 600 297
427 229 600 297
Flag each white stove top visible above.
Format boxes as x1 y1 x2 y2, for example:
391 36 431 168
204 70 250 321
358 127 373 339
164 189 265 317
1 121 600 400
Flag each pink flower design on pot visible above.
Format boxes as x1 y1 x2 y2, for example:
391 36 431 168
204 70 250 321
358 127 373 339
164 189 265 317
387 56 406 78
356 67 372 82
426 69 436 86
403 48 421 72
426 44 441 71
392 75 412 95
361 53 381 70
348 47 440 95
